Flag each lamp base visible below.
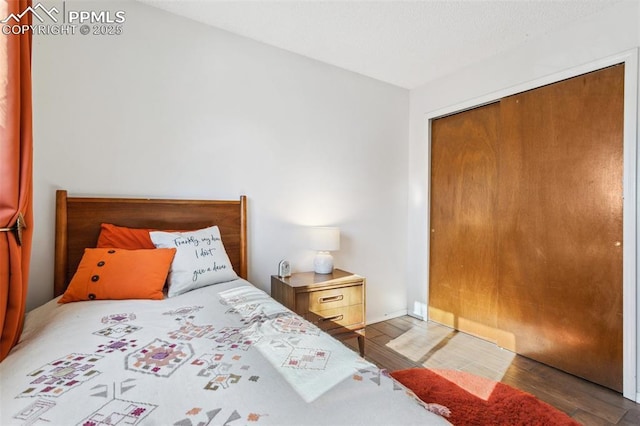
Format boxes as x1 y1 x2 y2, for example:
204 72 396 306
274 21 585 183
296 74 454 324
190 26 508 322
314 251 334 274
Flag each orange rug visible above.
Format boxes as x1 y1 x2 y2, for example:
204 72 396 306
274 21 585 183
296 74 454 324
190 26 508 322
390 368 581 426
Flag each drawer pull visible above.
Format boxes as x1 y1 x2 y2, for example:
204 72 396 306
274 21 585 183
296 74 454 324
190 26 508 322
319 314 343 322
319 295 343 304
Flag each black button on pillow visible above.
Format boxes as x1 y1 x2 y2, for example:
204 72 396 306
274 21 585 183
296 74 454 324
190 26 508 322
97 261 105 267
91 275 100 282
88 293 96 300
108 250 116 254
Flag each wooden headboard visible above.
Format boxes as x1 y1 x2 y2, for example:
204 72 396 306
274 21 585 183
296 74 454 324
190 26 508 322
54 190 247 297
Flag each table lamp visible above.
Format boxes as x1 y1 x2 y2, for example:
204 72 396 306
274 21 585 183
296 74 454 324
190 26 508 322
309 227 340 274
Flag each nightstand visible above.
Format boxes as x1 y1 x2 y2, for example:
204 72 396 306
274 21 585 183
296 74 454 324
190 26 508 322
271 269 366 356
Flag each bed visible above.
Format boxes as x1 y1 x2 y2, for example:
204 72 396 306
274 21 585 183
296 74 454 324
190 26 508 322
0 190 449 425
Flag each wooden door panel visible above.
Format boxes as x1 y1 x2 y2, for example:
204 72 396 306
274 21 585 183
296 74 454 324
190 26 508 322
429 65 624 392
429 102 500 340
496 65 624 391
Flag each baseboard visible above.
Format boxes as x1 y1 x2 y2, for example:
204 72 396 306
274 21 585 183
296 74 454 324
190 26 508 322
407 312 426 321
367 309 408 325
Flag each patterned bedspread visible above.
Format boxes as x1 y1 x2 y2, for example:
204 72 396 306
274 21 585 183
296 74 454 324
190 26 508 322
0 279 449 425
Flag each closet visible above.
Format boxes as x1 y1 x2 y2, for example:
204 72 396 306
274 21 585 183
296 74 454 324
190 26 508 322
428 64 624 391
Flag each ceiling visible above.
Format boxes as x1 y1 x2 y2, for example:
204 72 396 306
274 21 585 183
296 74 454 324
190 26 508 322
139 0 625 89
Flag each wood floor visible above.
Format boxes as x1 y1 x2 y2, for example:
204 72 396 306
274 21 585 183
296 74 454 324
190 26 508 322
341 315 640 426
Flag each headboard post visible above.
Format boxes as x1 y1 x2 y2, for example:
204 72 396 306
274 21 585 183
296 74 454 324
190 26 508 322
54 190 68 298
240 195 247 279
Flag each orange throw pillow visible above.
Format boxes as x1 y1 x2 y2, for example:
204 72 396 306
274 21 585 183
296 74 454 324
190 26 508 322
59 248 176 303
96 223 157 249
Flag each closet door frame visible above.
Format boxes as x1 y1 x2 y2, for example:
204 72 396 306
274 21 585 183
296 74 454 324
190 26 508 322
424 49 639 401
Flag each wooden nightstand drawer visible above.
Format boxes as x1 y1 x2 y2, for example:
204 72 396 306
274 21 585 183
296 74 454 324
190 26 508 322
303 305 364 331
297 285 363 313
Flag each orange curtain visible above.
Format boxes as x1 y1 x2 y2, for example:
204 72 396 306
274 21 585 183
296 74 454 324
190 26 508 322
0 0 34 361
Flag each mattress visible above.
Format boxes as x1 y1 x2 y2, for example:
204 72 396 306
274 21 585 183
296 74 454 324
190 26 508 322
0 279 449 425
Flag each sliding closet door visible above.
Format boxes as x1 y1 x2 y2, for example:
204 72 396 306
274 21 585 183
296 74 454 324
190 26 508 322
429 103 500 341
497 65 624 391
429 65 624 391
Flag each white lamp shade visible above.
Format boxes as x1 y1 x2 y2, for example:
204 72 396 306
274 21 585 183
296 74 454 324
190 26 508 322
309 227 340 251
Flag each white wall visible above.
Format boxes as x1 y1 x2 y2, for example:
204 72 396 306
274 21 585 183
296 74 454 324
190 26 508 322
29 0 410 324
407 0 639 398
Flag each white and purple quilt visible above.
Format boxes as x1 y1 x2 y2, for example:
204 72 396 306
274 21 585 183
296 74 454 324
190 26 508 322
0 279 449 425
